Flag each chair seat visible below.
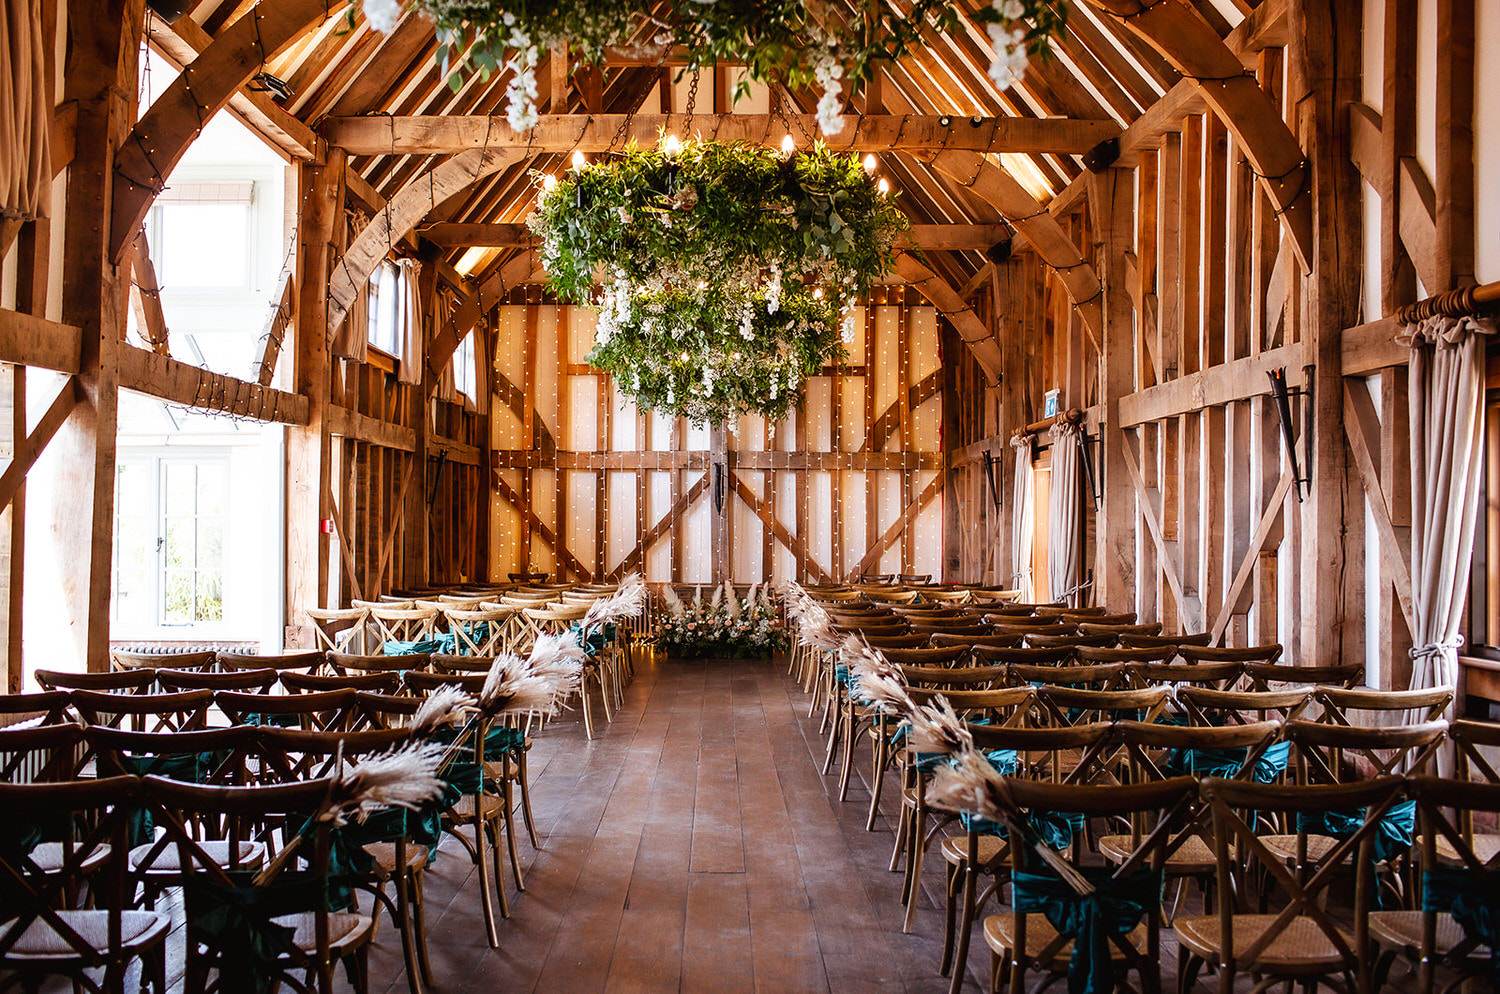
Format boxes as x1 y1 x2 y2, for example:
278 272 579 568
1434 833 1500 866
363 842 430 875
447 794 504 820
1369 911 1471 955
25 843 112 875
940 835 1009 868
129 840 265 873
1 910 169 959
270 911 376 953
983 914 1147 967
1260 834 1355 865
1098 833 1226 871
1174 915 1354 972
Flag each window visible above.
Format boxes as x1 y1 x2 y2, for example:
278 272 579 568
454 330 476 403
112 455 228 629
147 181 255 291
368 261 403 357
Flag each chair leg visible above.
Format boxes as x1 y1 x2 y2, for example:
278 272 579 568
837 704 857 801
502 778 526 892
472 817 501 947
487 818 511 919
412 869 435 986
516 749 540 848
394 871 425 994
865 720 888 831
902 805 926 934
580 680 596 740
940 861 959 976
889 787 910 873
948 865 979 994
822 697 843 775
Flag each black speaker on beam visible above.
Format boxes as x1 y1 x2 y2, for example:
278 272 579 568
1083 137 1121 173
985 231 1013 265
146 0 192 23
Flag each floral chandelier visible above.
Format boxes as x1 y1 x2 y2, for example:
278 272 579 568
527 137 909 425
362 1 1070 136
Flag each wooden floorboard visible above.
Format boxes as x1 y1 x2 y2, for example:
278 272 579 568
356 653 991 994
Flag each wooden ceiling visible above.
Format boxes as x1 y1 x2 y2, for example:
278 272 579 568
145 0 1276 300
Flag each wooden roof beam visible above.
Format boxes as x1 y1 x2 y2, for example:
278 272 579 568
322 113 1119 156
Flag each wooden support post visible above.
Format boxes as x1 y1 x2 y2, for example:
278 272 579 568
1289 0 1362 666
52 0 141 671
286 148 345 643
1095 169 1138 612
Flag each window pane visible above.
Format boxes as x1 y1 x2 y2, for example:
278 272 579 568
197 572 223 622
197 466 225 517
163 570 193 624
197 518 223 567
164 517 193 569
156 203 251 288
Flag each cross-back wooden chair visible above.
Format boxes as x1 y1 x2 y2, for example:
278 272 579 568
304 606 370 655
1058 609 1135 625
363 606 439 655
967 588 1021 604
1035 604 1102 618
908 620 991 637
429 653 495 675
329 652 431 678
1010 663 1136 697
983 778 1199 994
1371 776 1500 993
35 668 155 695
893 686 1036 933
891 604 965 619
141 775 379 994
214 689 358 732
919 588 972 604
442 606 516 657
0 777 170 994
1446 719 1500 868
70 689 212 733
1176 643 1283 667
88 725 261 893
251 726 433 994
0 690 72 729
973 645 1075 668
0 725 101 883
928 633 1025 653
110 649 216 673
937 722 1117 994
1076 645 1179 666
523 603 611 738
1131 660 1244 693
1175 776 1402 994
1259 720 1448 908
1101 719 1285 922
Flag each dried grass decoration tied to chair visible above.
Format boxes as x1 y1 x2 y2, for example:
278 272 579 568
529 138 909 425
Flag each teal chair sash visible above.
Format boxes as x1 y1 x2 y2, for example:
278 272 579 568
1165 739 1289 784
1423 866 1500 985
383 634 455 656
119 751 220 845
183 870 330 994
570 622 616 658
1011 865 1163 994
1296 798 1416 864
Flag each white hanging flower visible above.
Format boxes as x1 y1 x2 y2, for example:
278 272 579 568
362 0 401 34
841 311 856 344
812 48 846 135
999 0 1025 18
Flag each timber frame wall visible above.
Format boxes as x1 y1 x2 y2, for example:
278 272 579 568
0 0 1491 697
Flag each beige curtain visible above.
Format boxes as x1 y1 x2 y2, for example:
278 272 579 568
1010 433 1035 602
395 258 424 385
1399 313 1499 717
0 0 51 223
1047 421 1084 606
333 277 370 361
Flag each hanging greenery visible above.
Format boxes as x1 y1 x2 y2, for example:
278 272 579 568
360 1 1069 135
527 138 908 425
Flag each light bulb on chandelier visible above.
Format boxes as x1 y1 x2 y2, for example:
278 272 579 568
877 178 890 195
662 134 682 157
572 151 587 170
863 154 877 173
781 134 796 158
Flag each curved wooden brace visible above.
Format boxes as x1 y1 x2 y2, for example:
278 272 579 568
328 146 524 330
922 150 1104 341
1082 0 1315 273
893 254 1003 382
864 370 944 454
111 0 337 262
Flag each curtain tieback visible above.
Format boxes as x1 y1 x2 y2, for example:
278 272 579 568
1410 636 1464 662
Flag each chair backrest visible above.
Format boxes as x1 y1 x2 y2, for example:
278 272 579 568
927 632 1024 652
1075 645 1178 665
303 606 368 654
442 606 515 656
364 606 440 650
509 571 549 584
70 689 212 732
1036 604 1102 617
1312 685 1452 725
214 689 358 731
1036 685 1171 726
907 685 1033 723
899 664 1008 689
1176 686 1314 725
860 633 929 650
430 653 497 674
35 668 155 694
87 725 255 787
1114 719 1283 783
1026 632 1118 649
1243 661 1363 690
217 649 325 672
0 723 86 781
906 620 990 636
1059 610 1134 625
1132 660 1244 690
252 726 413 784
279 670 401 693
156 667 279 693
973 645 1074 666
876 645 968 667
1448 718 1500 788
1119 631 1214 649
983 613 1073 630
1408 774 1500 984
1177 643 1283 665
329 651 429 674
964 721 1116 784
1076 621 1164 637
863 588 921 603
0 691 72 727
111 648 216 672
1285 718 1449 781
404 670 487 696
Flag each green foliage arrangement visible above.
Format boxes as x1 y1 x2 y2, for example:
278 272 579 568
527 138 908 424
359 1 1069 135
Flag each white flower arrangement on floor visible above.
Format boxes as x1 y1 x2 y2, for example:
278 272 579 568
657 583 789 659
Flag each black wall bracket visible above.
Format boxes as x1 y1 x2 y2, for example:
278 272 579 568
1266 367 1313 502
